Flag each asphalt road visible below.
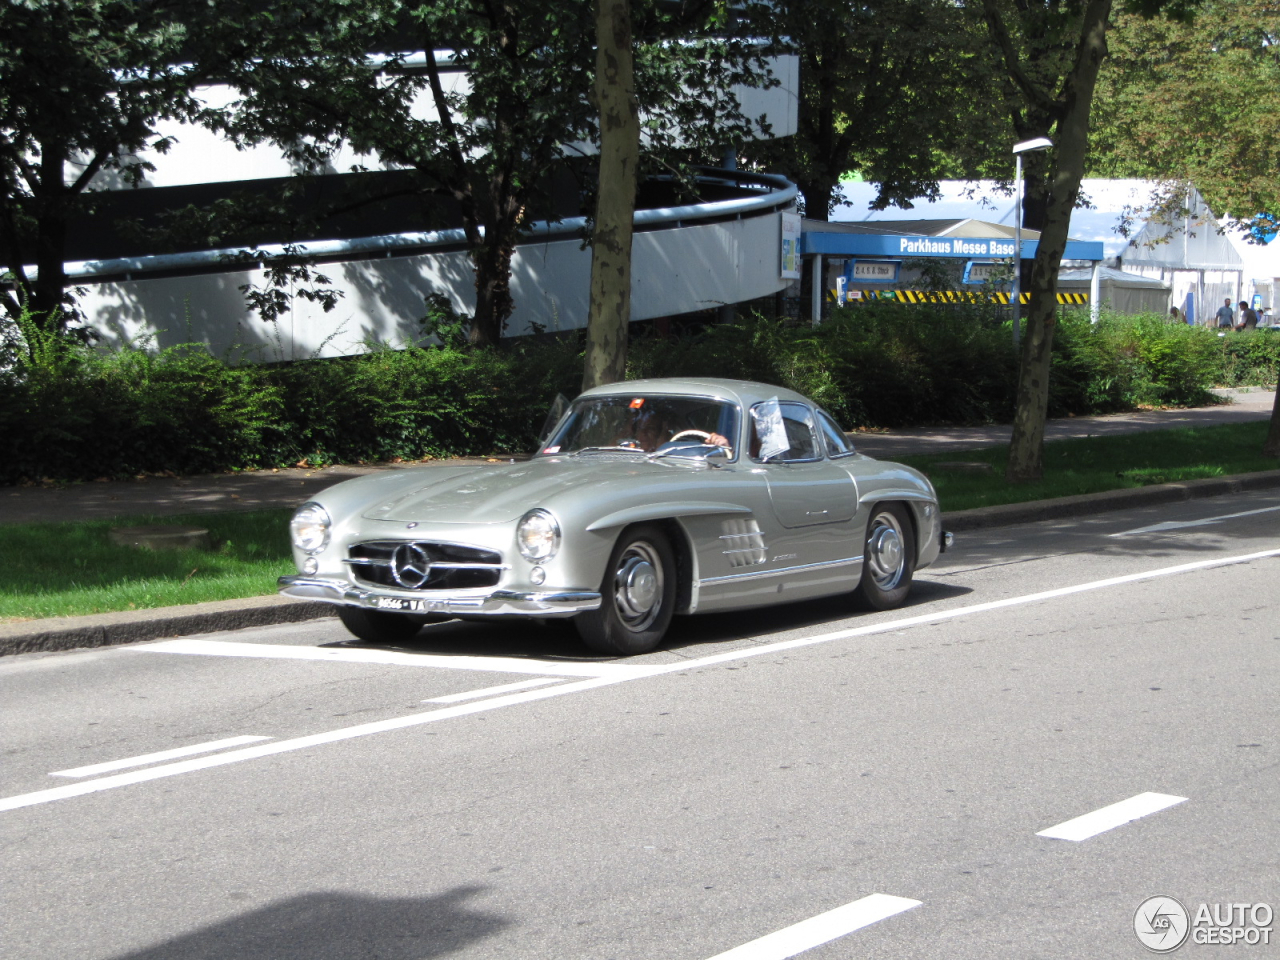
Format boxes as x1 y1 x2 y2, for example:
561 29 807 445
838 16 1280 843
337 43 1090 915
3 492 1278 960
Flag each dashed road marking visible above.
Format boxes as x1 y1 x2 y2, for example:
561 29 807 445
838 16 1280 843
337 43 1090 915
704 894 921 960
50 735 273 779
425 677 563 703
3 546 1277 813
1036 792 1188 841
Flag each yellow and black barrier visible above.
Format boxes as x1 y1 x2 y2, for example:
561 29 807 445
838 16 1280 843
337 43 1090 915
838 290 1089 305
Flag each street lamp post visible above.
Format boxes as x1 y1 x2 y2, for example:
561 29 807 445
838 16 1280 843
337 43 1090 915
1011 137 1053 349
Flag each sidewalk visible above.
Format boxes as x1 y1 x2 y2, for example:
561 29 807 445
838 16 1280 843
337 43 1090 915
3 389 1277 657
2 389 1274 526
849 387 1278 461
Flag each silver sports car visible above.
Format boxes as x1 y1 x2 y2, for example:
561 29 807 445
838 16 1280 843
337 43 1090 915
279 378 951 655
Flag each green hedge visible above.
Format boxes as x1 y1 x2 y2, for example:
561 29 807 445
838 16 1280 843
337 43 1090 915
0 329 582 484
1 305 1275 484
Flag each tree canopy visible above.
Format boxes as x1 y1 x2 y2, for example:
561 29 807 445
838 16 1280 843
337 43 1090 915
0 0 203 330
1090 0 1280 235
743 0 1002 221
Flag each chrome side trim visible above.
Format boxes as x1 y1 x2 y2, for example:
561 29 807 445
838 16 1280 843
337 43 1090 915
697 556 862 587
278 576 600 617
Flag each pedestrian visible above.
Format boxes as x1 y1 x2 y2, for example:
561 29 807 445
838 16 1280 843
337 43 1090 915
1215 298 1235 329
1235 300 1259 331
1169 305 1181 323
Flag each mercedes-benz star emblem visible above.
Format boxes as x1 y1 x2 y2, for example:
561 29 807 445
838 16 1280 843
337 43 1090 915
390 543 432 589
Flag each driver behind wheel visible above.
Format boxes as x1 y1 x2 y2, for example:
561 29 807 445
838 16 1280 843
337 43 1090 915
618 403 731 453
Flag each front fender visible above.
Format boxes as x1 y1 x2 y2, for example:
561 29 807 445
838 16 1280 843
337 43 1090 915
584 501 752 532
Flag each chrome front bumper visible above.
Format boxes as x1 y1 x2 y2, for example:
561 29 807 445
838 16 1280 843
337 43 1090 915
278 575 601 618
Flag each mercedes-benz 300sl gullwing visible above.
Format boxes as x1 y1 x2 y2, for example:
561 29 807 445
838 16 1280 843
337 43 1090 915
279 378 951 655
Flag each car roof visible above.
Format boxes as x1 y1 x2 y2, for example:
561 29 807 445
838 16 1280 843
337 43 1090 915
578 377 814 409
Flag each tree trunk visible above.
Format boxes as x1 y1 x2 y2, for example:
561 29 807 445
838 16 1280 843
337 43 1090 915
1264 383 1280 458
581 0 640 392
1006 0 1112 483
30 138 69 334
470 236 515 346
799 180 834 222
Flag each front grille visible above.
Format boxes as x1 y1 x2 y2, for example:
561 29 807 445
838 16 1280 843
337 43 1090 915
345 540 505 591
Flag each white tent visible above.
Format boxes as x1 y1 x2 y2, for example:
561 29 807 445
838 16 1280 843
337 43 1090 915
834 179 1254 320
1058 266 1171 316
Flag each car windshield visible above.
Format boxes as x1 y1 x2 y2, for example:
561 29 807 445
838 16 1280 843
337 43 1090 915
541 395 739 458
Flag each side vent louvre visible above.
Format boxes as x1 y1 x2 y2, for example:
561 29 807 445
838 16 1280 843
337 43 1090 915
719 519 767 567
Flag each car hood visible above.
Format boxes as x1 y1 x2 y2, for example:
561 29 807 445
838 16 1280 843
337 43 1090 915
360 455 700 524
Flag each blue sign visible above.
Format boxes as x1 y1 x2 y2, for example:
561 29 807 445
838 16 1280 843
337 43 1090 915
802 231 1105 262
1250 213 1277 245
962 261 1012 285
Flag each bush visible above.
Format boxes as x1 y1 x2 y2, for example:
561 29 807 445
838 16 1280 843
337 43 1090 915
1 304 1274 484
0 311 583 484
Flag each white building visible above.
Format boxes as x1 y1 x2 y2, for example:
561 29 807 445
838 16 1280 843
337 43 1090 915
45 54 801 360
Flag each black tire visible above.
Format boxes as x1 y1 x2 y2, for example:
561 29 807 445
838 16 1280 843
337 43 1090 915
854 503 916 610
574 524 677 655
337 605 424 643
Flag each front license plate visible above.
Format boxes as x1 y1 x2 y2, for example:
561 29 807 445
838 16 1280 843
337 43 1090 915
371 597 434 612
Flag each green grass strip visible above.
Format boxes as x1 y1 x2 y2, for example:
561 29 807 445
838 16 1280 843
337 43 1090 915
2 421 1277 622
900 422 1279 513
0 509 292 623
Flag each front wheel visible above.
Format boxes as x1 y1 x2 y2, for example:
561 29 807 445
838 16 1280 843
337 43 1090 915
337 605 424 643
855 503 915 610
575 525 677 656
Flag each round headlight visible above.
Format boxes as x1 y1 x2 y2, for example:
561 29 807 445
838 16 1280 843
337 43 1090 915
517 509 560 562
290 501 331 554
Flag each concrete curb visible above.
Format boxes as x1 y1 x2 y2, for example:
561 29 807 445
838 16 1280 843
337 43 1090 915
944 468 1280 531
0 595 331 658
5 468 1280 658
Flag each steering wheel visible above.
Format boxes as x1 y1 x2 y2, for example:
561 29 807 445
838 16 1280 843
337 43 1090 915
669 429 712 443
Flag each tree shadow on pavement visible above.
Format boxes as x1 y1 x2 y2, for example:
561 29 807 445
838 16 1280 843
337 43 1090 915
110 886 509 960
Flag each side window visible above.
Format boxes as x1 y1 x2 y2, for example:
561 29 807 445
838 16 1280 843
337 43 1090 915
750 401 820 462
816 410 857 458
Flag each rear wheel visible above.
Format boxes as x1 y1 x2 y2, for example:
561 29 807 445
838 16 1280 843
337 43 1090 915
855 503 915 610
337 605 424 643
575 525 677 655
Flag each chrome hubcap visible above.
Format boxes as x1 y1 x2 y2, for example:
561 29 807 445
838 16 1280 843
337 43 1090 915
867 513 906 590
613 542 663 631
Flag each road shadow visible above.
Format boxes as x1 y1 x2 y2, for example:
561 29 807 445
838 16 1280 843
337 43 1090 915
321 579 974 662
656 578 973 653
938 499 1280 571
111 886 508 960
321 616 602 663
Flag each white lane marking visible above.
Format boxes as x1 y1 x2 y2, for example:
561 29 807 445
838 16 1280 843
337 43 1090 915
3 546 1277 813
50 736 273 778
424 677 563 703
705 894 921 960
1036 792 1188 841
0 676 619 813
137 639 642 678
651 546 1280 673
1112 505 1280 537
